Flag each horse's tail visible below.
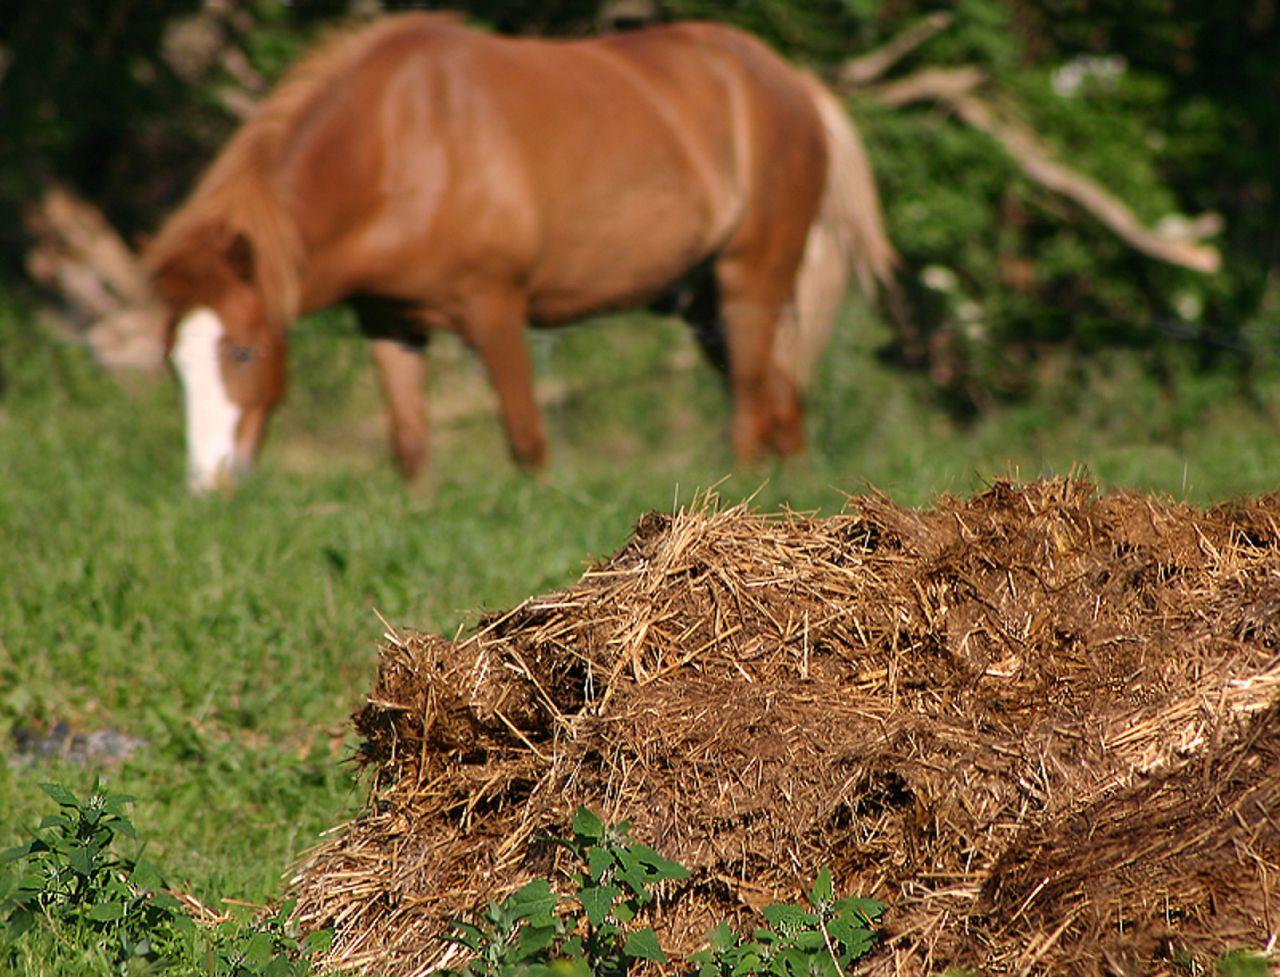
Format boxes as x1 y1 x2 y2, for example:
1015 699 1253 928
774 77 899 387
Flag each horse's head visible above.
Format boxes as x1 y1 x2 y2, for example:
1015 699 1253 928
150 225 287 493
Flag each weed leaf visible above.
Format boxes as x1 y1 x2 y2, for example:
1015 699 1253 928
572 808 604 842
761 904 818 934
87 900 125 921
628 844 690 881
39 784 78 808
808 868 833 906
623 926 665 962
586 846 612 883
517 921 559 958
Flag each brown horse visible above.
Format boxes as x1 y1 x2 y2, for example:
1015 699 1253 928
147 13 895 491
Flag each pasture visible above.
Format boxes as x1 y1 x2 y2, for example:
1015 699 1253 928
2 292 1279 974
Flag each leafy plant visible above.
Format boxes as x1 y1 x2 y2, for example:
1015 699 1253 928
0 780 191 970
206 899 332 977
437 809 884 977
558 807 691 974
688 869 884 977
0 780 330 977
438 807 690 977
440 879 569 977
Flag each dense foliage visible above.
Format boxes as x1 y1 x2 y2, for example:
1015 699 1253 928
1 0 1276 399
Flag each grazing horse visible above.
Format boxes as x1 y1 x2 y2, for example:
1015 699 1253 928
147 13 896 491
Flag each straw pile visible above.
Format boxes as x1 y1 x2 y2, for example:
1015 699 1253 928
290 478 1280 976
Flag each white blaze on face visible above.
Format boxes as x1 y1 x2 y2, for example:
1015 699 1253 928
171 307 242 492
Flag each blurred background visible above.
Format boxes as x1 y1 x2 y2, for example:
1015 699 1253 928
3 0 1277 404
2 3 1280 957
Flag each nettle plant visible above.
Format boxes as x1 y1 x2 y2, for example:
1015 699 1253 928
0 781 191 967
440 808 687 977
437 808 885 977
0 780 329 976
689 869 884 977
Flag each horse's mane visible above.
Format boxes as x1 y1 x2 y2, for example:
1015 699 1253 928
146 13 463 330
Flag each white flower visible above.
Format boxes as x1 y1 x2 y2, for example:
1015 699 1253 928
1173 291 1203 322
1052 55 1127 98
921 265 959 292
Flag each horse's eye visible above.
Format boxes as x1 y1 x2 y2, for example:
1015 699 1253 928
228 345 253 364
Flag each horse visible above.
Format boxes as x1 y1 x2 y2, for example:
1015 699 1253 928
146 12 896 492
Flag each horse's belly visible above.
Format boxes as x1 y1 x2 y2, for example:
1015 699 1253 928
481 44 744 323
522 159 730 324
527 223 713 324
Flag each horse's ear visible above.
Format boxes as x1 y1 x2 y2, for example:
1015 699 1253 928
226 231 256 285
148 248 192 299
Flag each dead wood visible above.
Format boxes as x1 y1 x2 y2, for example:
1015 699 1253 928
867 65 986 109
837 12 953 88
162 0 264 119
23 184 167 370
845 52 1223 275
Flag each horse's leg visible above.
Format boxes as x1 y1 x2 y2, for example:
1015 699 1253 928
715 257 804 462
370 338 429 480
765 306 807 456
353 297 431 481
462 292 547 471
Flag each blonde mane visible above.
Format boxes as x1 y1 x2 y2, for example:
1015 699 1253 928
146 13 461 331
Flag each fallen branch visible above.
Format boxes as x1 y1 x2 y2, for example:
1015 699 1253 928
955 97 1220 273
837 12 952 88
23 184 168 370
24 184 152 313
857 65 1221 274
162 0 263 120
866 65 985 109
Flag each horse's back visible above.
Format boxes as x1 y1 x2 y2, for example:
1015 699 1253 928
469 23 826 318
282 16 827 322
633 24 829 249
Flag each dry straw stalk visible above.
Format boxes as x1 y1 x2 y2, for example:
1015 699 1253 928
291 478 1280 976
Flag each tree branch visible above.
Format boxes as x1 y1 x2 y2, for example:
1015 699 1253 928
161 0 263 120
864 65 986 107
23 184 168 370
838 12 952 88
23 184 152 311
861 67 1221 274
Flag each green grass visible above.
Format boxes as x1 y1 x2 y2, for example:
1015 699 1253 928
1 292 1279 973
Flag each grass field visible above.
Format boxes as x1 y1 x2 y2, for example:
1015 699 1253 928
2 293 1279 973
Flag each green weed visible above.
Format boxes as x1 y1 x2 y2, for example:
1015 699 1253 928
437 808 883 977
689 867 884 977
439 808 691 977
0 781 330 976
0 781 188 969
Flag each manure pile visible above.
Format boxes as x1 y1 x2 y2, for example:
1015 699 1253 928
292 479 1280 976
